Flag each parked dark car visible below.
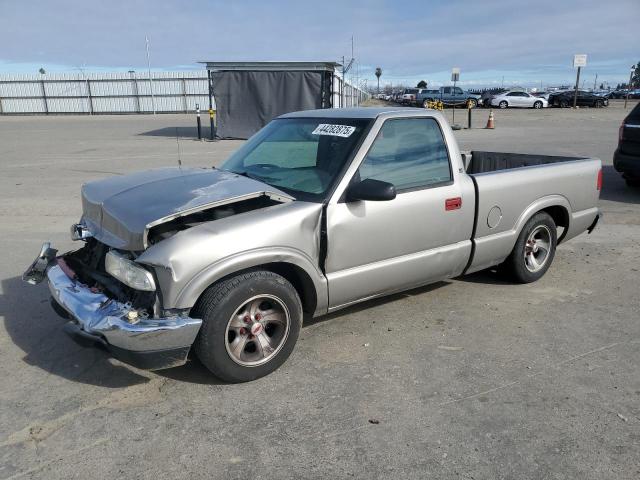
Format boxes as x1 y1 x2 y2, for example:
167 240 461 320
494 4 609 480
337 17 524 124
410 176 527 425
614 102 640 187
548 90 608 108
609 90 628 99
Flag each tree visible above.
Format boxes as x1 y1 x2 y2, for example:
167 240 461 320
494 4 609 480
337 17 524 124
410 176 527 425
375 67 382 93
631 62 640 89
417 80 427 88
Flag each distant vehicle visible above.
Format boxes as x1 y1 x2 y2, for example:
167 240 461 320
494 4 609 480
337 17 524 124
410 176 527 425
548 90 608 108
480 89 508 107
531 92 551 100
418 87 480 108
614 102 640 187
416 89 441 107
629 89 640 99
491 91 548 109
401 88 419 105
609 90 628 99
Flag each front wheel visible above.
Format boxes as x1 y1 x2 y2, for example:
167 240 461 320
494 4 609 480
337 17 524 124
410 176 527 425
533 101 543 109
499 101 508 109
560 99 569 108
193 270 303 382
467 98 478 108
502 212 557 283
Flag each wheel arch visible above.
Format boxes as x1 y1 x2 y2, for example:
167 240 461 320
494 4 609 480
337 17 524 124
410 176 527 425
540 204 570 243
513 196 571 245
177 248 328 317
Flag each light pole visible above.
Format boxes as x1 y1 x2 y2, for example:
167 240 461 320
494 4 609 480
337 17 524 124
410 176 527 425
625 64 635 109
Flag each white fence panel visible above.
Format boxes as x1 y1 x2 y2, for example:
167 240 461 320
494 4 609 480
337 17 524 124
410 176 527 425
0 70 367 114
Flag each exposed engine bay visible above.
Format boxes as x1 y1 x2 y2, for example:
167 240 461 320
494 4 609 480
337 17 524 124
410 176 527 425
62 240 157 316
146 195 283 245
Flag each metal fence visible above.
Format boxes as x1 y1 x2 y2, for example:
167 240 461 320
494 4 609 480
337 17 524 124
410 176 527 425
0 71 210 114
0 70 368 115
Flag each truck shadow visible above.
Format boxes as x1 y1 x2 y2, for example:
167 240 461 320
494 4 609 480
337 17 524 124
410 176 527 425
599 165 640 204
1 275 150 388
138 126 205 140
158 281 453 385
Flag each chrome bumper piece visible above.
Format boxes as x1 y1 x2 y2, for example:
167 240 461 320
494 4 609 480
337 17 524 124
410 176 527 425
47 264 202 354
25 242 202 370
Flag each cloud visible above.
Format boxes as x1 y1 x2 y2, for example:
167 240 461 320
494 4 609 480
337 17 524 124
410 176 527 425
1 0 637 86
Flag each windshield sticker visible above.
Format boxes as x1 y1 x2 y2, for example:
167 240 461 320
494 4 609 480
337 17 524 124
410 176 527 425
312 124 356 138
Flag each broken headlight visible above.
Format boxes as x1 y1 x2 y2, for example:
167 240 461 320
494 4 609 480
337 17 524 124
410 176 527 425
105 250 156 291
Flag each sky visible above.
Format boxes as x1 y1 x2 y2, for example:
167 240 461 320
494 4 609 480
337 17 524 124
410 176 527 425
0 0 638 89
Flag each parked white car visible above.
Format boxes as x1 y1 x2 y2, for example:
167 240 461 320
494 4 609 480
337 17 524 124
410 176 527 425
491 91 548 109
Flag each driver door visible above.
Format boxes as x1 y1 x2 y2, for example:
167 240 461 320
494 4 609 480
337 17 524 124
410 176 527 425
324 117 474 309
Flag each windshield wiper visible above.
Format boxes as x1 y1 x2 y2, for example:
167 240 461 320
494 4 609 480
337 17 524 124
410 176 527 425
234 170 270 183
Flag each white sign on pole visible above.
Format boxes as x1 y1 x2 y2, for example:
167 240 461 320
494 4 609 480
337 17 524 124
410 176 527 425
451 67 460 82
573 54 587 68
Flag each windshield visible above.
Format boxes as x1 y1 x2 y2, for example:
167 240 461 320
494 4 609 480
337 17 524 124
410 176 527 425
221 117 371 201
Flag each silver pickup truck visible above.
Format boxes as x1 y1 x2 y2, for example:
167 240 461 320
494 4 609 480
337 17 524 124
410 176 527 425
24 107 602 382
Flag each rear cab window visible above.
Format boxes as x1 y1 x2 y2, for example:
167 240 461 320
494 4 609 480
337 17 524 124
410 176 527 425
356 117 452 192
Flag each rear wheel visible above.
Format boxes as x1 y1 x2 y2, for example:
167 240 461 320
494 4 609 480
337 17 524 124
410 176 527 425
499 101 508 109
193 270 303 382
502 212 557 283
560 99 569 108
533 101 543 109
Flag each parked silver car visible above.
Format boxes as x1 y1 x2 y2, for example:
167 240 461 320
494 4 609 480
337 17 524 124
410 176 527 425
491 91 548 109
24 108 601 382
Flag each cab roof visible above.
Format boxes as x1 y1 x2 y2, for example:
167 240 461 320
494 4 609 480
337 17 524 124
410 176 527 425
278 107 424 120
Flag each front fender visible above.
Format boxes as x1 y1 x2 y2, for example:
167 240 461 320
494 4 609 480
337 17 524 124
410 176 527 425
174 247 328 316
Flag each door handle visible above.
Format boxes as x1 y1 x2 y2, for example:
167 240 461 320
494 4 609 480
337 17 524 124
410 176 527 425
445 197 462 211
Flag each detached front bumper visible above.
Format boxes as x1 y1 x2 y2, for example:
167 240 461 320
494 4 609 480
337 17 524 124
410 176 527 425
24 244 202 370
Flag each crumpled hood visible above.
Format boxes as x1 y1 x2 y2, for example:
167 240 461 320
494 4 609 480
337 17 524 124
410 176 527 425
81 167 292 251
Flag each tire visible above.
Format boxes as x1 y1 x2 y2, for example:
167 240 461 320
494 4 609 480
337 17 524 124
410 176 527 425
423 99 430 108
192 270 303 383
499 101 508 109
596 99 604 108
625 176 640 188
533 101 543 109
502 212 557 284
467 98 478 108
560 99 569 108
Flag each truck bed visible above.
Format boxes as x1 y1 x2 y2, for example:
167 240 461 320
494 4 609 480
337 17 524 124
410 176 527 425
465 151 589 174
461 151 601 275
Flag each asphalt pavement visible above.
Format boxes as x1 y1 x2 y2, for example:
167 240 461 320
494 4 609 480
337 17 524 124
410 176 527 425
1 101 638 479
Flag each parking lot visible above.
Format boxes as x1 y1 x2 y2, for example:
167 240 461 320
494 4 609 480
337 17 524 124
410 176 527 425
1 101 639 479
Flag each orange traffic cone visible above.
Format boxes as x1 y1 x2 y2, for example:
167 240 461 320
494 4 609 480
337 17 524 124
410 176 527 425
485 109 495 129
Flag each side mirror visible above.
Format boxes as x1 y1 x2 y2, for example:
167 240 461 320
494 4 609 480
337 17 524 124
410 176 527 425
346 178 396 202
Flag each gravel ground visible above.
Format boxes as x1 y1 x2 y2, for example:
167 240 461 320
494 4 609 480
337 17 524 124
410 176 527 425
1 101 639 479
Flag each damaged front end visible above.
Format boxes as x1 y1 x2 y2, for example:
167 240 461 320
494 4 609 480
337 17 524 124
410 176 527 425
22 167 298 370
23 238 202 370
